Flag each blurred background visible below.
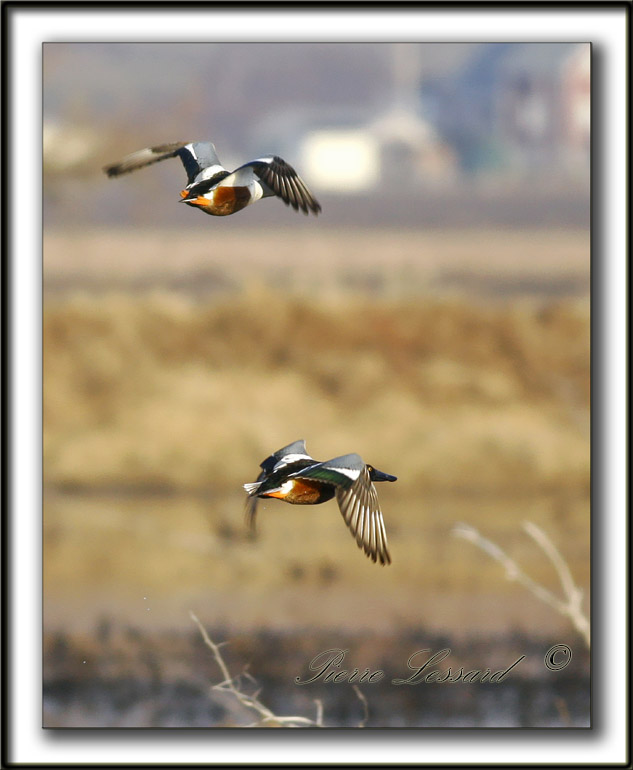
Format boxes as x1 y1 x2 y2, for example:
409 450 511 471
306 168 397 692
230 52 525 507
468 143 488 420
43 42 590 727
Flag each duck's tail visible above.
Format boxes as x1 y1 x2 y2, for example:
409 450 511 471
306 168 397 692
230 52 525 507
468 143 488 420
243 481 263 496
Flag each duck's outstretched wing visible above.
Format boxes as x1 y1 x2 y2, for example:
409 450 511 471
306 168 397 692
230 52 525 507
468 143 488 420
104 141 225 185
288 454 392 565
235 156 321 216
244 440 313 532
335 464 392 566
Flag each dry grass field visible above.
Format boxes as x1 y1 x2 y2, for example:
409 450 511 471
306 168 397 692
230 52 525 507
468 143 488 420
43 227 590 726
44 289 589 493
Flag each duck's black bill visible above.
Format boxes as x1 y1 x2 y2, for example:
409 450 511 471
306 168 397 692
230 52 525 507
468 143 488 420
372 468 397 482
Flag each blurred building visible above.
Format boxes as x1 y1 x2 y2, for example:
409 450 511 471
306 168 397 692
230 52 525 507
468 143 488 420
561 44 591 166
420 43 590 180
257 43 589 196
299 109 457 194
497 43 590 175
259 44 459 195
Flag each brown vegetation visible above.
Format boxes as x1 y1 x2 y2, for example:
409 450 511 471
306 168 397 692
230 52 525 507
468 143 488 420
44 290 589 495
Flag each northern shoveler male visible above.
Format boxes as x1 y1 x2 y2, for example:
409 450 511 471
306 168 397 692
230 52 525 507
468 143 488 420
243 440 396 566
103 141 321 217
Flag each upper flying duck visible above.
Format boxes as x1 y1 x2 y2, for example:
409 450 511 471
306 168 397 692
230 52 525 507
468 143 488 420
103 141 321 217
243 440 396 565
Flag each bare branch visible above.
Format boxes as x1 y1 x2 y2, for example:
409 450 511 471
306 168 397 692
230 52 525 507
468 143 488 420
352 685 369 728
314 698 324 727
452 521 589 648
190 611 326 727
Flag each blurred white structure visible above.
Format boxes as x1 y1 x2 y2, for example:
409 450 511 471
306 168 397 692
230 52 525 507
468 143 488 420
300 43 457 193
301 130 380 192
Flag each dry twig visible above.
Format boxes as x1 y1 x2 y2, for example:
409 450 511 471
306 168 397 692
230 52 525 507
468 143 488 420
452 521 589 648
190 611 324 727
352 684 369 727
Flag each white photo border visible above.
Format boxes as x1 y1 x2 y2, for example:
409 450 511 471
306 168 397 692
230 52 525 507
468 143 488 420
5 3 628 766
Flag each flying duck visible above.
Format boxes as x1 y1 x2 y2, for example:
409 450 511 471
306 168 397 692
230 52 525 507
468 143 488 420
103 141 321 217
244 440 396 565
